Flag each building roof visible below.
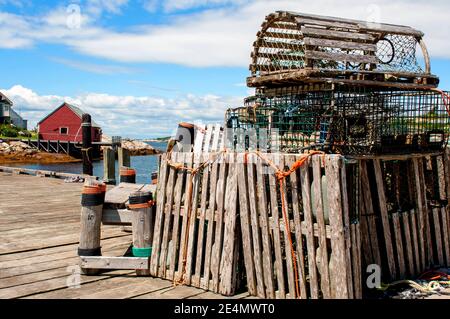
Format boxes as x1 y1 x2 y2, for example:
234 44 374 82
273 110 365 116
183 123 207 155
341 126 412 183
0 91 13 105
38 102 101 128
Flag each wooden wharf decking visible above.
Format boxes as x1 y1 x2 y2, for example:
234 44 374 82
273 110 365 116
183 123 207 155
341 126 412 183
0 172 250 299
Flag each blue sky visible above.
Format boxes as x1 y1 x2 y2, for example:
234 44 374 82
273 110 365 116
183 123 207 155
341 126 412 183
1 0 449 138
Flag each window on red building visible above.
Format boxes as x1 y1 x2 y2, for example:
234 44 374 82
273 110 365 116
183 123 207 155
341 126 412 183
60 127 69 135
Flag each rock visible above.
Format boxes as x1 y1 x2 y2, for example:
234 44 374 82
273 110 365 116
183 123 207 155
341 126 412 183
101 135 159 156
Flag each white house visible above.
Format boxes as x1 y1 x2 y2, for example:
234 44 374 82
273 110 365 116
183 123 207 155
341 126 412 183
0 92 27 129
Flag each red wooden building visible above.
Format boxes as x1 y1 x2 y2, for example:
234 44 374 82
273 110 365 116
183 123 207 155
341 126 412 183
37 102 102 142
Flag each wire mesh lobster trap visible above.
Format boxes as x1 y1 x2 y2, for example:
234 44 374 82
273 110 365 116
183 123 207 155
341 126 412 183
225 85 450 155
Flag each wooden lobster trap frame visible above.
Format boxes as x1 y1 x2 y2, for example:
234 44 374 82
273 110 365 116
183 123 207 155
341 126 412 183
248 11 439 89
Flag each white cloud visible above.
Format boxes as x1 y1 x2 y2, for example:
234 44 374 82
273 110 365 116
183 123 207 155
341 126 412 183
2 85 242 138
162 0 248 12
0 0 450 68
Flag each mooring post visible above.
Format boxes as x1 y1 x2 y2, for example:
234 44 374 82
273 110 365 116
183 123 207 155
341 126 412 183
78 179 106 275
82 113 93 176
120 167 136 184
103 147 116 185
129 191 154 276
118 147 131 168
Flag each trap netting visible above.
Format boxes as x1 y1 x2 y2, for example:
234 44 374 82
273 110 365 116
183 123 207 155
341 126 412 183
225 86 450 155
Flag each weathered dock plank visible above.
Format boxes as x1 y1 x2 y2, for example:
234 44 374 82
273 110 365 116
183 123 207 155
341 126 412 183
0 172 217 299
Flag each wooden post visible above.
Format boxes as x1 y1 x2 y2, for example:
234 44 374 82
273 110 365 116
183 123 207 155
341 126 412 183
57 140 60 153
82 114 93 176
103 147 116 185
78 179 106 275
129 191 154 276
118 147 130 168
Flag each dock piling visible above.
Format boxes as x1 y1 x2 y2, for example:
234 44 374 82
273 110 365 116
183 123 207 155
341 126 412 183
78 179 106 275
82 113 93 176
129 191 154 276
103 147 116 185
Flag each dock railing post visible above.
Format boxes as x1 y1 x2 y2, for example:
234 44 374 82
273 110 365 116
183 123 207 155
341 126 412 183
103 147 116 185
129 191 154 276
82 114 93 176
118 147 130 168
78 179 106 275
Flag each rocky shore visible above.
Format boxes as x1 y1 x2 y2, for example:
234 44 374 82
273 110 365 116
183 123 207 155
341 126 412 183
0 141 79 164
102 136 161 156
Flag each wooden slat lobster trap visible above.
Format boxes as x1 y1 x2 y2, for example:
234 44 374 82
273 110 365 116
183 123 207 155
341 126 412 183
356 150 450 285
150 151 243 295
151 151 363 298
236 152 361 299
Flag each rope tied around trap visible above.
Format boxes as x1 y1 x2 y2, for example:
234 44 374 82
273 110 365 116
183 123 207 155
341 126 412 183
166 149 227 287
252 150 326 299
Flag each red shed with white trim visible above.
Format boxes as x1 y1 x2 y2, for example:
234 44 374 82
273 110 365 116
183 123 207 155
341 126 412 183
37 102 102 142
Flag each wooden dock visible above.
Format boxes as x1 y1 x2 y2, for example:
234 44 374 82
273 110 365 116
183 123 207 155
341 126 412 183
0 172 250 299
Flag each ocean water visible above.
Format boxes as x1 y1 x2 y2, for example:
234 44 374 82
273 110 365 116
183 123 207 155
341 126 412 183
4 141 167 185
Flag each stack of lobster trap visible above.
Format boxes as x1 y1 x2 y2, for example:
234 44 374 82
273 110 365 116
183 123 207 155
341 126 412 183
148 11 450 299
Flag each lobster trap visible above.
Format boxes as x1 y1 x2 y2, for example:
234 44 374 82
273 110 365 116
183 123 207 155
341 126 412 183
225 85 450 155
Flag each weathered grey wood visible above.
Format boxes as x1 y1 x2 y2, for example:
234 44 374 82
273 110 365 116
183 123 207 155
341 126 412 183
418 158 434 267
436 154 450 266
303 37 377 52
201 152 221 289
267 154 286 299
103 147 116 185
412 158 426 270
325 156 349 299
219 153 238 296
158 152 178 279
80 256 149 270
105 183 145 205
279 155 296 299
192 153 212 286
255 156 276 299
305 50 377 64
351 223 363 299
175 152 194 282
102 208 133 225
285 155 307 299
339 157 354 299
301 26 375 42
130 192 153 276
118 147 131 168
210 152 227 292
295 16 358 31
150 153 170 276
392 213 406 279
168 152 187 280
311 156 330 298
409 210 421 274
402 212 416 276
184 152 203 285
373 159 396 280
359 161 382 267
441 207 450 266
237 154 258 296
79 180 104 275
432 208 444 266
193 124 206 153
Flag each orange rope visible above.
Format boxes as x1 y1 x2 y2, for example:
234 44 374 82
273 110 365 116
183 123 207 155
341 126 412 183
419 269 450 281
253 150 325 299
168 150 226 286
128 200 154 210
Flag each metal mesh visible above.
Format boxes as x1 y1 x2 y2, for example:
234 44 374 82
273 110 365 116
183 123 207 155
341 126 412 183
375 35 424 73
225 86 450 155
